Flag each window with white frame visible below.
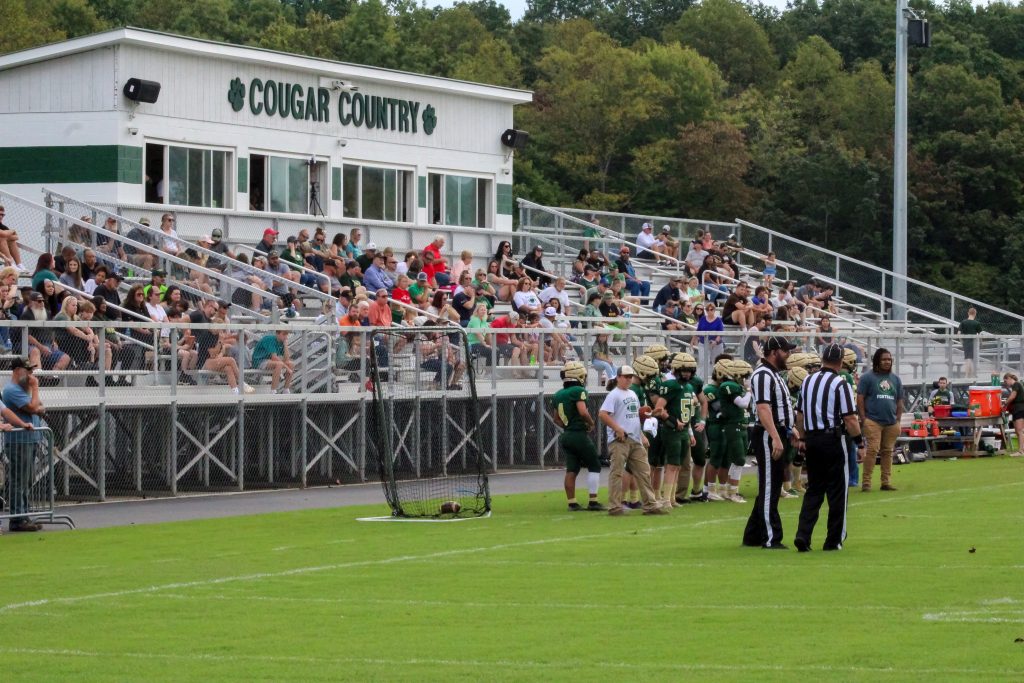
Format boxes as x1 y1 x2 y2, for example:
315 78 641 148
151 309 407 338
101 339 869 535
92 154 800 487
428 172 490 228
342 163 413 222
145 143 232 209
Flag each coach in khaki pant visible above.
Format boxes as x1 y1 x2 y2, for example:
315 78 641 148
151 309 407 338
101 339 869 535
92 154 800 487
856 348 903 492
599 365 665 516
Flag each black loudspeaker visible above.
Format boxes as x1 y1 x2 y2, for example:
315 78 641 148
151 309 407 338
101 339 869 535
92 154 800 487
500 128 529 150
908 19 931 47
123 78 161 104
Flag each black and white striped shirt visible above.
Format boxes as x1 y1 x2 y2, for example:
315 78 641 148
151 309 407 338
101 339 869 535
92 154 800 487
799 368 857 432
751 362 794 428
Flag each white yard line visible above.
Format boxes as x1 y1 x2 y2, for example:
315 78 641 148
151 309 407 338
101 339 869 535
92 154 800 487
0 647 1019 677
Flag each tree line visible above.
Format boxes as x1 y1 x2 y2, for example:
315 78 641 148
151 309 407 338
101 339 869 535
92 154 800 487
4 0 1024 313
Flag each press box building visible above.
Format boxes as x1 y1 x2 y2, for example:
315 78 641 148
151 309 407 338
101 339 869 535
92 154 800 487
0 28 532 250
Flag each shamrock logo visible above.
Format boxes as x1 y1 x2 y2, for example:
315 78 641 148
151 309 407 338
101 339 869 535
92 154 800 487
228 78 246 112
422 104 437 135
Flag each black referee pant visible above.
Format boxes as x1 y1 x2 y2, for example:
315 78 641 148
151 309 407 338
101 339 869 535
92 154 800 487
743 425 785 548
795 432 849 550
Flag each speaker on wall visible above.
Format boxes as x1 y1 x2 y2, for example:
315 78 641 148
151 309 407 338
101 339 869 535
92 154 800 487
123 78 161 104
501 128 529 151
908 19 931 47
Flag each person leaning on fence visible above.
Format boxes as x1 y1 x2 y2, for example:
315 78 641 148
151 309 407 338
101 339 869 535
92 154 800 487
2 357 46 533
600 365 665 516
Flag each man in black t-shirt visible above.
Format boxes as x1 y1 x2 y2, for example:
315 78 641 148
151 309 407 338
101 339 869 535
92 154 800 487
723 281 756 329
255 228 278 255
959 308 982 376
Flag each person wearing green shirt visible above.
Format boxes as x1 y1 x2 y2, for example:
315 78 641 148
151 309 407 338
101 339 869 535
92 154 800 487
408 272 430 306
466 303 493 368
251 329 293 393
550 361 604 511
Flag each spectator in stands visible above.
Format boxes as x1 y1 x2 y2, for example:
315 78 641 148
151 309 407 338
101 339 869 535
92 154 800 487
58 256 84 291
36 278 63 318
658 225 680 261
660 300 686 331
409 271 430 305
95 216 128 264
539 277 573 316
815 315 834 349
636 222 664 262
21 291 70 370
54 296 104 373
490 310 524 367
577 264 600 292
120 284 151 370
93 271 123 318
363 252 395 294
426 290 452 321
391 274 413 306
616 247 649 299
452 274 477 326
451 250 473 284
0 205 26 271
684 276 702 306
83 265 106 296
204 228 234 272
520 245 551 288
751 285 773 316
590 331 615 383
161 285 185 313
419 327 465 390
144 285 170 348
723 281 756 330
158 214 181 256
512 277 542 315
678 300 698 326
357 242 378 272
79 249 99 283
255 228 278 256
189 298 252 394
369 289 392 327
487 259 516 302
743 316 770 364
762 251 777 287
959 307 982 376
541 302 571 362
494 240 514 271
396 250 416 277
333 259 359 291
473 267 496 308
581 291 602 321
264 250 300 305
76 300 111 374
345 228 363 259
122 218 157 271
163 306 198 380
423 235 451 286
90 295 122 367
53 245 75 275
418 249 442 287
928 376 953 409
144 269 168 300
699 228 717 254
0 282 15 351
794 279 819 310
652 275 683 313
467 302 494 367
31 253 59 290
599 290 622 324
696 301 724 353
252 329 294 394
771 285 791 312
2 357 46 532
699 257 726 304
281 236 319 290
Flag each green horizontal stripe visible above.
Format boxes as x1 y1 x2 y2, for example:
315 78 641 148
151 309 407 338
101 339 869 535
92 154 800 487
0 145 143 185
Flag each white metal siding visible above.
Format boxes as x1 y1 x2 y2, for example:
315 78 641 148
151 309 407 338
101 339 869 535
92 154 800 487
0 48 116 114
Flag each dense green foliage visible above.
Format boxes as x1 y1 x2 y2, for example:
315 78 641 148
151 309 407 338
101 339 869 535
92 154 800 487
1 458 1022 680
4 0 1024 310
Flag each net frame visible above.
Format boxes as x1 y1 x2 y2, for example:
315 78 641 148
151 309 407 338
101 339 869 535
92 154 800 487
363 325 491 520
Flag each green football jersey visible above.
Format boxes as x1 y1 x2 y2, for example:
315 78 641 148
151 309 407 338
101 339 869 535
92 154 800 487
703 382 721 425
630 383 647 407
552 385 590 431
717 380 749 426
657 378 686 429
840 370 856 387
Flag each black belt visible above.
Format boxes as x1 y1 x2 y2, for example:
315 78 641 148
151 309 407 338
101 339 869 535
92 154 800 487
805 428 843 436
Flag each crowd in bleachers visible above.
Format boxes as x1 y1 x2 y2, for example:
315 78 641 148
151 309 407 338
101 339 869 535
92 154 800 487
0 200 870 392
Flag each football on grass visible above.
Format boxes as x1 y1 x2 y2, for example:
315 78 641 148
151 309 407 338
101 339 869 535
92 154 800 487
440 501 461 514
639 406 652 420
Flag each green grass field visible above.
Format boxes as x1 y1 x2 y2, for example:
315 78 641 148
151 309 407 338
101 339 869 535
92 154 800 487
2 458 1023 681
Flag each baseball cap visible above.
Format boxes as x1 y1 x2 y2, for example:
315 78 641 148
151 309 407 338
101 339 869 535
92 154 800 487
11 357 38 371
366 242 378 251
139 217 151 226
29 291 44 302
152 269 166 277
286 235 297 243
661 225 671 233
267 250 280 258
198 235 212 244
106 271 123 282
263 228 278 237
764 336 797 352
822 343 844 363
533 245 544 252
417 272 429 281
642 222 652 231
618 365 636 377
544 306 557 316
508 311 520 322
211 228 223 238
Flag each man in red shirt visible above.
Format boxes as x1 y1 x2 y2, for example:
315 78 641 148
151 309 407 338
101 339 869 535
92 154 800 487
422 235 451 286
490 310 529 368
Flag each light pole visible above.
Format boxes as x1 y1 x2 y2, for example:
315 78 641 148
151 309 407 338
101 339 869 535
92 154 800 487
893 0 909 320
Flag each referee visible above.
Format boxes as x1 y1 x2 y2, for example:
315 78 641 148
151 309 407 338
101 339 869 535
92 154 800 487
793 344 866 552
743 336 797 550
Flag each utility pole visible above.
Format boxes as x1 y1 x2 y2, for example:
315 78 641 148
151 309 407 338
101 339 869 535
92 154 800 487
893 0 909 320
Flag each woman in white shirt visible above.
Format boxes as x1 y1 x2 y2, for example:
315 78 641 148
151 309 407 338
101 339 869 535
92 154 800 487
512 277 541 314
